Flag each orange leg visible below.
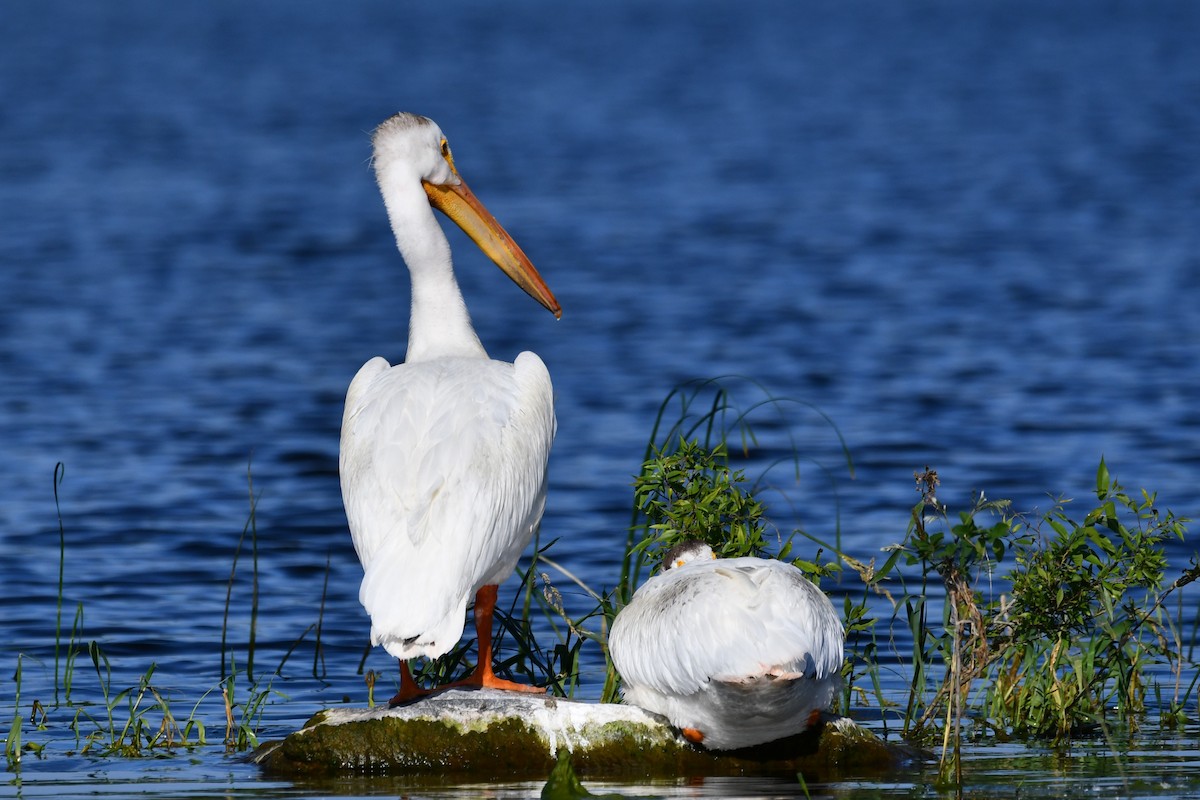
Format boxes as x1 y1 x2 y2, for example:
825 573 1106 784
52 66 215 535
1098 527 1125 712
681 727 705 745
445 584 544 694
386 661 429 707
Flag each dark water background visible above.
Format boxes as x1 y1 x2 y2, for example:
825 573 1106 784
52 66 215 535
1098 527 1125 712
2 1 1199 797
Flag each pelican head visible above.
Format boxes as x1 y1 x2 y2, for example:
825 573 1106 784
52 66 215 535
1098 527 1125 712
372 112 561 319
661 540 717 571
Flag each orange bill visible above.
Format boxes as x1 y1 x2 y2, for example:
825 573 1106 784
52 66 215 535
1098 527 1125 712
423 176 561 319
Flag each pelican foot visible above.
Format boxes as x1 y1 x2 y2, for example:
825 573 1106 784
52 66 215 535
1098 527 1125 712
445 673 545 694
387 684 432 707
388 661 433 707
681 727 705 745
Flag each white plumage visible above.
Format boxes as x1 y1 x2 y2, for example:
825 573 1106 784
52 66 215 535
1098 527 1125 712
340 113 559 704
609 541 844 750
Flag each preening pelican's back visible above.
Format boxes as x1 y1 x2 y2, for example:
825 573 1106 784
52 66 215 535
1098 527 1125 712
609 555 844 749
610 557 844 696
340 351 555 660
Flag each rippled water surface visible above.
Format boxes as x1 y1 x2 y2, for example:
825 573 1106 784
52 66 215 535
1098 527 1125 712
3 1 1200 797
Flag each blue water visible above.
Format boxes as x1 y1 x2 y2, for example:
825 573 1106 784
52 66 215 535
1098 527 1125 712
3 1 1200 797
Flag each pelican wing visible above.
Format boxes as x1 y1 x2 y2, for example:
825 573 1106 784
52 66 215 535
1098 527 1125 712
340 351 555 658
609 557 844 696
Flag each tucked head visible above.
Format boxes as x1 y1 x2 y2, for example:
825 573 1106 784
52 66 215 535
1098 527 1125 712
661 540 717 571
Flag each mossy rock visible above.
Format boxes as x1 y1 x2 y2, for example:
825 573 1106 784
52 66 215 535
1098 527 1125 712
254 688 916 782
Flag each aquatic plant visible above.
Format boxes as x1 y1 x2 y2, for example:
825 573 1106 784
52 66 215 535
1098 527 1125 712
905 462 1196 734
221 653 280 751
52 463 67 705
4 656 25 768
631 437 771 562
221 461 262 683
67 647 193 756
619 377 852 602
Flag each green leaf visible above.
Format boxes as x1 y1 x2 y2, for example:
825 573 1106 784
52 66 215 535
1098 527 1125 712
1096 458 1111 497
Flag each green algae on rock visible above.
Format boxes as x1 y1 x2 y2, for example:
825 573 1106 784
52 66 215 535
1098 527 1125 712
254 688 912 781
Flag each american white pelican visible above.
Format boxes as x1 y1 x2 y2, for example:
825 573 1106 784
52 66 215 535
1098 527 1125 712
608 541 844 750
340 112 560 705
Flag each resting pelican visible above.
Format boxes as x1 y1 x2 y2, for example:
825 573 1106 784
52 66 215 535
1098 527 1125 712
340 112 560 705
608 541 844 750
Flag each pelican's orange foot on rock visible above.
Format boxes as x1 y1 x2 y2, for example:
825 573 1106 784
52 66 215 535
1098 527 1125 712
445 672 545 694
449 584 545 695
682 727 705 744
388 661 432 707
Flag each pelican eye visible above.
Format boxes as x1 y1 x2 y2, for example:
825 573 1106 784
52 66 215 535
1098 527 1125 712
439 138 456 170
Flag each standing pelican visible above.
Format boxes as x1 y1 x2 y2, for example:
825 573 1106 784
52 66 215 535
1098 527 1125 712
340 113 560 705
608 541 844 750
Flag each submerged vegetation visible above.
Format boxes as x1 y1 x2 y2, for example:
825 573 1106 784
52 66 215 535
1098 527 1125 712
5 378 1199 791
